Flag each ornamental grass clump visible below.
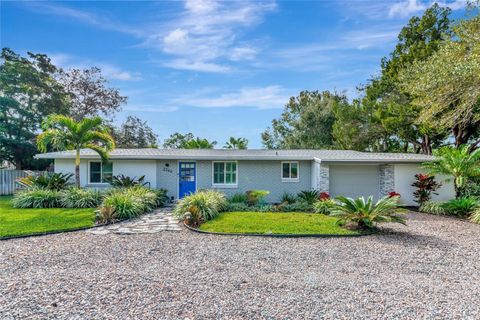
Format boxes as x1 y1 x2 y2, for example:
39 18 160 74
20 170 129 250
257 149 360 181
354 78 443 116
331 196 406 230
419 201 447 215
100 186 158 220
12 188 62 208
60 187 102 208
174 190 227 227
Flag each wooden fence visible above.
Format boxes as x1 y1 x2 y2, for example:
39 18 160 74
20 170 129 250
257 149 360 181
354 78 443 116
0 170 45 195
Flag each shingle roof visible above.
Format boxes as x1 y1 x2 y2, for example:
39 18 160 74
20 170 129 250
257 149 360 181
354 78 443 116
35 148 435 163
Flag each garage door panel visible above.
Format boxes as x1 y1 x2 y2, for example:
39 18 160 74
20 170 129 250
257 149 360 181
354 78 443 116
329 165 380 200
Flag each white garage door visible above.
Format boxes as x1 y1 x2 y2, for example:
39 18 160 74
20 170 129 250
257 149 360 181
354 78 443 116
329 165 380 200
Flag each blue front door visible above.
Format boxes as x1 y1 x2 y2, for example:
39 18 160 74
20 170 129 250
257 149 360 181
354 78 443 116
179 162 196 198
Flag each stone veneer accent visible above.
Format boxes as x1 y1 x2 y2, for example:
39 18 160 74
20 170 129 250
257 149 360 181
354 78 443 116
319 163 329 193
379 164 395 197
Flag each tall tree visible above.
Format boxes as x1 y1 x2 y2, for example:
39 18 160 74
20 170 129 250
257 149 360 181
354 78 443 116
183 137 217 149
163 132 195 149
357 4 452 154
262 91 343 149
224 137 248 149
58 67 127 121
0 48 70 169
162 132 216 149
400 14 480 149
37 115 115 187
113 116 158 148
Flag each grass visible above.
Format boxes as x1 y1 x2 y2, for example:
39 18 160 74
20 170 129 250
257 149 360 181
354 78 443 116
198 211 360 235
0 196 96 238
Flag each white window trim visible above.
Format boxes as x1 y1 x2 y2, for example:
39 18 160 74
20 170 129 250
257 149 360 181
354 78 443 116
87 160 112 185
212 161 238 188
281 161 300 182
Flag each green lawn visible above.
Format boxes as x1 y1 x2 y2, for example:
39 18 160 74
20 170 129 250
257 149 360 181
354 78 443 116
199 211 360 235
0 196 96 238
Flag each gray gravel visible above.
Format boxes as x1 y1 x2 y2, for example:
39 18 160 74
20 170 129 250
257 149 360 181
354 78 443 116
1 212 480 319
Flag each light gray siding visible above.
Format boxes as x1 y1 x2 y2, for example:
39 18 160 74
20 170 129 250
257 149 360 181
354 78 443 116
156 160 179 199
196 160 312 202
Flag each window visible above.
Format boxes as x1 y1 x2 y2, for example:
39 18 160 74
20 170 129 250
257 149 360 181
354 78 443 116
213 161 237 185
89 161 113 183
282 161 299 181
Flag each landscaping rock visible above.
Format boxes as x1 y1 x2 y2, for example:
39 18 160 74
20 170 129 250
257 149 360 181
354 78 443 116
1 212 480 319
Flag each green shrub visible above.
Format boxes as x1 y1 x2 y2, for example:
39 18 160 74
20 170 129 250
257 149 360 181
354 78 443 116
313 199 336 215
297 190 320 205
256 204 278 212
280 192 297 204
246 190 270 206
153 188 169 207
419 201 447 215
225 202 250 212
60 187 102 208
228 193 248 204
174 190 227 226
12 188 62 208
102 192 143 220
469 208 480 224
331 196 406 230
459 179 480 198
17 172 73 191
125 186 158 213
101 186 158 220
281 200 313 212
109 174 147 188
441 197 479 217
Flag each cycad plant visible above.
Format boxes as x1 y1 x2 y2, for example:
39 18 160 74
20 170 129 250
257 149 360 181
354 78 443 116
37 115 115 188
423 145 480 198
331 196 406 230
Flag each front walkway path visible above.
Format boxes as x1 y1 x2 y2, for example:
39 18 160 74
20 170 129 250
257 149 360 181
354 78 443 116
87 206 182 235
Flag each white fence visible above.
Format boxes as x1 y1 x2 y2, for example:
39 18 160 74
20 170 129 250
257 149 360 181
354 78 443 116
0 170 45 195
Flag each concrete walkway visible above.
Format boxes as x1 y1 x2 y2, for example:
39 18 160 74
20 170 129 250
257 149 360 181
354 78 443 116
87 206 182 235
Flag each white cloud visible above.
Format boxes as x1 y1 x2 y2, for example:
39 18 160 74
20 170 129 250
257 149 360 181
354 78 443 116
49 53 142 81
172 86 289 109
145 0 276 72
124 105 179 113
24 2 143 36
388 0 467 18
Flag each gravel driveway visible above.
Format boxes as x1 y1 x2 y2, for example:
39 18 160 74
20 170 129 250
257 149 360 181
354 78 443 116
1 212 480 319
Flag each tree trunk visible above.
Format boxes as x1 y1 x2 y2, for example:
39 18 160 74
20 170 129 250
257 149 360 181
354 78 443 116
421 135 432 155
75 148 80 188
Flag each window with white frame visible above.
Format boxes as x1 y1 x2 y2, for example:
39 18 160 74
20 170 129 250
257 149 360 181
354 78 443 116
213 161 237 185
89 161 113 184
282 161 299 181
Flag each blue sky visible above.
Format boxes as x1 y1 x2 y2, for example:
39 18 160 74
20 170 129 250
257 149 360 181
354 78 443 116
1 0 468 148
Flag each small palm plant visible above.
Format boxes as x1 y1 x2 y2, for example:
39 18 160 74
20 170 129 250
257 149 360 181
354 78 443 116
423 145 480 198
331 196 406 230
37 114 115 188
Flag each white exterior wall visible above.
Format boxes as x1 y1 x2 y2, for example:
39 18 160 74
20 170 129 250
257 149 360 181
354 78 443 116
394 164 455 206
54 159 157 188
54 159 89 186
113 160 157 188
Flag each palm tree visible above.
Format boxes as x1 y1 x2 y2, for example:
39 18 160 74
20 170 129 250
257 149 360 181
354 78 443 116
224 137 248 149
37 114 115 188
331 196 406 230
183 138 217 149
423 145 480 198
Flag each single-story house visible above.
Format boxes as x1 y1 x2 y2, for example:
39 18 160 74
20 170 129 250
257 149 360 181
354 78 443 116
35 149 455 206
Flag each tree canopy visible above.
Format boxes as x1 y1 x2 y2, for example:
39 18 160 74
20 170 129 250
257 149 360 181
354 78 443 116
113 116 158 148
262 91 343 149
